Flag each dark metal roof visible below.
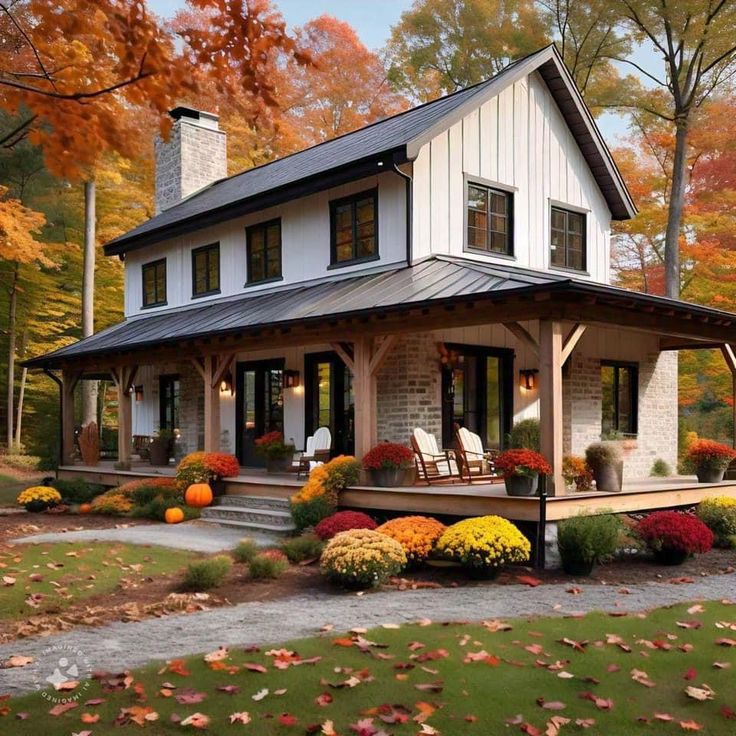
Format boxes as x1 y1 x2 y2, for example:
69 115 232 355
105 46 635 256
25 256 736 369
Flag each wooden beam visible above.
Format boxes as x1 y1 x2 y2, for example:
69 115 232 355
369 335 399 375
561 323 586 365
539 320 564 495
202 355 221 453
108 365 137 467
61 368 81 465
502 322 539 356
660 338 724 351
329 342 355 372
352 337 375 459
190 357 206 381
721 344 736 374
212 352 236 389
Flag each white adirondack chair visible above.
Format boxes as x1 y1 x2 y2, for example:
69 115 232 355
455 426 501 482
410 427 458 484
295 426 332 477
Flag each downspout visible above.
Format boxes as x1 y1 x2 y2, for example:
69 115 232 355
43 367 63 469
392 160 413 266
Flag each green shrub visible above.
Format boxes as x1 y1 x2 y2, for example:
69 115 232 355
51 478 106 504
280 534 324 563
232 538 259 564
249 550 289 579
696 497 736 548
508 419 540 452
290 495 336 532
650 458 672 477
130 483 179 507
557 513 622 569
182 556 232 590
1 454 41 471
131 495 200 522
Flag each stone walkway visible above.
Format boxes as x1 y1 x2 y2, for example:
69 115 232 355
1 574 733 695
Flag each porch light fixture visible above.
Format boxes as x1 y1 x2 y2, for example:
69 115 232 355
284 369 300 389
220 373 234 395
519 369 538 391
133 385 144 402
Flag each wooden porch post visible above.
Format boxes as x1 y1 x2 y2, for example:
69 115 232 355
61 368 80 465
192 354 235 453
539 320 564 495
720 345 736 449
109 366 137 467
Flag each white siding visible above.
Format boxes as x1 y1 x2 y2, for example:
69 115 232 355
412 71 612 282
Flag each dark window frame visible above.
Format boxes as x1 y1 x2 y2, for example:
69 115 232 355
191 242 221 298
141 258 167 308
550 205 587 273
246 218 283 285
158 373 180 431
601 360 639 436
464 179 515 257
329 188 379 267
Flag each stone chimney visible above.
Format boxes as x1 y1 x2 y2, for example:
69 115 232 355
154 107 227 214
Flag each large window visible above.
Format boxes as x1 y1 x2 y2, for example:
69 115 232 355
159 374 180 431
192 243 220 297
466 182 513 255
550 206 586 271
246 219 282 284
601 361 638 436
142 258 166 307
330 189 378 265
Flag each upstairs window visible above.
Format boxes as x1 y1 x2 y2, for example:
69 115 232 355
142 258 166 307
601 361 638 437
550 206 586 271
246 219 282 284
330 189 378 265
466 182 513 255
192 242 220 297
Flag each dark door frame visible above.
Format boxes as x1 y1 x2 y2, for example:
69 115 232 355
158 374 180 431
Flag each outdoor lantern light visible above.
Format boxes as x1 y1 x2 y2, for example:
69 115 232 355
284 369 300 389
519 369 538 391
133 385 144 402
220 373 234 395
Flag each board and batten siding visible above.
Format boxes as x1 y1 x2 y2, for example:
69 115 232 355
412 71 612 283
123 172 407 316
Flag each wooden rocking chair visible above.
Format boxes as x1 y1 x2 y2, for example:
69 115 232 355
411 427 459 485
454 427 502 483
294 426 332 478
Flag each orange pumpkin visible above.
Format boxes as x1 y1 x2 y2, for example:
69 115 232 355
165 507 185 524
185 483 213 508
78 503 92 514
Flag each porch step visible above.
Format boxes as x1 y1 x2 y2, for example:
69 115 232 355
200 495 295 535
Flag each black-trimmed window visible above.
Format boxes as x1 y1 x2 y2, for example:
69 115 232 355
330 189 378 265
192 243 220 297
246 219 282 284
466 182 513 255
550 206 586 271
601 361 638 436
142 258 166 307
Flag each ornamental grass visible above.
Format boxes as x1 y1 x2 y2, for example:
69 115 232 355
436 515 531 573
320 529 407 589
697 497 736 548
376 515 446 563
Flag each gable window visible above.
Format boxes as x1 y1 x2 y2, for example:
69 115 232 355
601 361 638 436
330 189 378 265
192 243 220 297
246 219 282 284
550 206 586 271
466 182 513 255
142 258 166 307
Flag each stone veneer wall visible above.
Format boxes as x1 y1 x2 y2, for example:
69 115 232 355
376 333 442 444
563 350 679 480
177 362 204 454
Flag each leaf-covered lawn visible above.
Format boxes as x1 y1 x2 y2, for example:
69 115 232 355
0 542 195 620
5 601 736 734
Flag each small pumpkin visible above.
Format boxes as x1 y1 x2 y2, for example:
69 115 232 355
185 483 213 508
78 503 92 514
165 507 185 524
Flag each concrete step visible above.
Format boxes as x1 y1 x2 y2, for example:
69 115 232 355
211 495 291 512
201 504 296 534
199 516 296 535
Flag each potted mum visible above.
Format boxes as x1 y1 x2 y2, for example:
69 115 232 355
17 485 62 513
585 442 624 493
685 439 736 483
362 442 415 487
149 428 175 467
495 449 552 496
637 510 713 565
254 431 295 473
175 451 240 496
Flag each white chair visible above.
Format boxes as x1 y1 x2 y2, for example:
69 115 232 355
295 426 332 477
410 427 459 485
455 427 501 483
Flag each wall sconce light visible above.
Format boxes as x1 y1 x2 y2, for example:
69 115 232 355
284 369 300 389
519 369 539 391
133 385 144 402
220 373 234 395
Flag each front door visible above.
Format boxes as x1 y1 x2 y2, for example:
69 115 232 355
441 345 513 450
305 352 354 456
159 374 180 431
236 359 285 466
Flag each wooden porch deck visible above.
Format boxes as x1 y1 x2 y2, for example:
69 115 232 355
57 462 736 523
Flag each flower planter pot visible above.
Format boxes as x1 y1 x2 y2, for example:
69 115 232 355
695 466 726 484
466 565 501 580
266 456 291 473
562 558 595 576
653 547 690 566
148 439 172 467
504 473 538 497
592 461 623 493
210 479 226 497
25 500 53 513
369 467 409 487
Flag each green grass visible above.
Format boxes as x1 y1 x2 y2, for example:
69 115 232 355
5 601 736 734
0 542 196 620
0 473 26 506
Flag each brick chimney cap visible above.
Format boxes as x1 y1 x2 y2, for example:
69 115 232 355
169 106 220 123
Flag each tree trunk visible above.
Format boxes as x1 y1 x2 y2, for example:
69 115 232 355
14 328 28 451
81 179 98 427
6 265 18 451
664 119 689 299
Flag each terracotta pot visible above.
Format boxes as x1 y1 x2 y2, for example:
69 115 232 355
369 467 409 487
504 473 538 497
695 466 726 484
592 461 623 493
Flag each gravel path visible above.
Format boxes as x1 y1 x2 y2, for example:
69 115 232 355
1 575 733 696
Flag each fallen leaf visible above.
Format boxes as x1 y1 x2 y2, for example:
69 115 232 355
517 575 542 587
2 655 33 668
537 698 566 710
630 669 656 688
316 693 333 707
49 702 78 717
679 720 703 731
278 713 298 726
685 684 714 701
229 712 251 724
180 712 210 729
252 688 269 701
204 646 229 662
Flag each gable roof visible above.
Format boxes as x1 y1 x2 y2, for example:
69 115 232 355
105 45 635 257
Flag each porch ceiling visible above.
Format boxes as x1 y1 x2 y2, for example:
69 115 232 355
25 255 736 370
